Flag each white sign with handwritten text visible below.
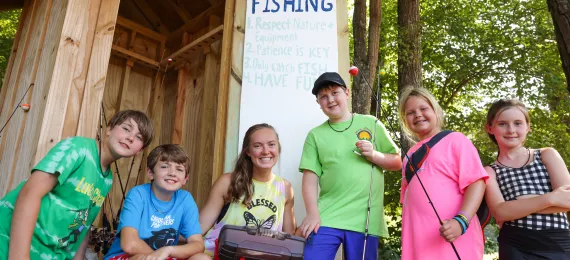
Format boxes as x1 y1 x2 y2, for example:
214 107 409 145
239 0 339 223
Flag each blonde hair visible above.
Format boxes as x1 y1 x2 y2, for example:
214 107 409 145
398 86 445 142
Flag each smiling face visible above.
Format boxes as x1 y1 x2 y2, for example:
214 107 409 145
403 96 440 140
316 85 351 122
246 128 280 171
106 118 145 159
486 107 530 149
147 160 188 193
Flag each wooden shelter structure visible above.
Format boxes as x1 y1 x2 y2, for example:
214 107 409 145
0 0 349 237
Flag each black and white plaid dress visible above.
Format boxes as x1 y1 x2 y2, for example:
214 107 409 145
490 149 569 230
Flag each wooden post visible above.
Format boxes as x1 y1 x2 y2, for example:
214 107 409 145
212 0 237 183
223 0 246 173
171 32 190 144
194 16 223 207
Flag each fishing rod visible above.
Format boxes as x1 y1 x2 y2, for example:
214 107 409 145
350 63 461 260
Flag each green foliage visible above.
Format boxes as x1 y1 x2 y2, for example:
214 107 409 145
360 0 570 257
0 9 21 87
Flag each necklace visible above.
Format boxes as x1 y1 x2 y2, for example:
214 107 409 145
327 113 354 132
149 186 176 214
497 147 531 168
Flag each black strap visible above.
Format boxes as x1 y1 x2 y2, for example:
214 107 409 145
405 130 453 183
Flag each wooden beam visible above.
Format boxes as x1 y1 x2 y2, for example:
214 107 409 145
161 25 223 67
164 0 192 23
130 0 169 34
167 2 224 44
111 45 160 69
117 16 167 42
211 0 235 182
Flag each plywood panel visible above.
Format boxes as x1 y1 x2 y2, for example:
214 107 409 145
136 69 165 185
107 64 153 217
182 61 204 193
0 0 53 196
194 46 221 207
160 74 177 146
132 34 159 61
60 0 102 139
35 0 103 163
13 0 70 196
102 57 126 118
76 0 121 138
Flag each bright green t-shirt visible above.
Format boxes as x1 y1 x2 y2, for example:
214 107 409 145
0 136 112 259
299 113 399 237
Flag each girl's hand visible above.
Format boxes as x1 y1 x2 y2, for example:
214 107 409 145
356 140 374 160
550 185 570 208
439 219 462 242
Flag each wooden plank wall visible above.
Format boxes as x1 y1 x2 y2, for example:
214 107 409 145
100 13 226 222
0 0 230 217
101 20 164 223
0 0 121 197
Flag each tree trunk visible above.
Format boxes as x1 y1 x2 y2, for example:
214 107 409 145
547 0 570 94
397 0 422 152
352 0 382 115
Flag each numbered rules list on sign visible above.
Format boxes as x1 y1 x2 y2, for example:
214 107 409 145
238 0 339 222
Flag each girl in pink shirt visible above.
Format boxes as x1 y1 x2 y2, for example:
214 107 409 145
398 87 488 260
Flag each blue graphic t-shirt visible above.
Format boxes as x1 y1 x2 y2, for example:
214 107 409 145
104 184 201 259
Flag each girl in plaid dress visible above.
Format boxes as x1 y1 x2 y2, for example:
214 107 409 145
484 99 570 259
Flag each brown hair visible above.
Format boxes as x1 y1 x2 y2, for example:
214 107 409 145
147 144 190 176
485 99 530 144
398 86 445 142
108 110 154 148
225 123 281 206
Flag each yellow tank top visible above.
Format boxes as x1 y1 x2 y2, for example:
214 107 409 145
203 174 287 256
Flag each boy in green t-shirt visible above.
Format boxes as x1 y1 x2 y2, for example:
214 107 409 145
297 72 402 260
0 110 154 260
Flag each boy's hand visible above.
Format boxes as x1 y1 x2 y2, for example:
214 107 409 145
439 219 462 242
298 212 321 238
355 140 374 160
135 246 172 260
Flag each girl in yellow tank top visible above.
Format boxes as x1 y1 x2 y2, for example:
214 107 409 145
199 124 296 256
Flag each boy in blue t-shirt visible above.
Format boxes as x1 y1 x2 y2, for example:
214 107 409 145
105 144 209 260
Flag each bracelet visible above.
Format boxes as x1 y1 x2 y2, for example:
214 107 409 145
456 214 469 225
453 216 467 235
458 211 471 222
